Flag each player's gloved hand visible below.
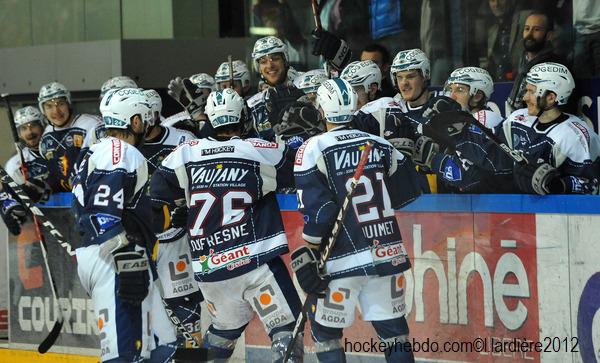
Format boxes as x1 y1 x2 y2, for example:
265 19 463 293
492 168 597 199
22 178 52 203
412 136 439 171
114 250 149 305
513 162 562 195
561 176 599 194
266 85 306 128
167 77 208 120
422 96 462 120
170 205 189 228
311 29 352 71
0 192 27 236
291 246 331 295
272 101 323 138
388 138 415 158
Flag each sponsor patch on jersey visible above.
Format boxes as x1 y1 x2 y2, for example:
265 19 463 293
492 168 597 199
475 110 486 125
570 122 590 146
514 114 526 122
468 124 482 135
285 136 304 149
201 146 235 156
90 213 121 235
111 139 122 164
334 132 365 141
295 141 308 165
250 140 278 148
73 134 83 147
196 246 252 273
442 158 462 181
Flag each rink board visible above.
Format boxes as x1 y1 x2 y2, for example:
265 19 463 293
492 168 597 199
1 194 599 363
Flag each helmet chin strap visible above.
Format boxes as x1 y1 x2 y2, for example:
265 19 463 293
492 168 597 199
408 86 428 105
535 91 552 119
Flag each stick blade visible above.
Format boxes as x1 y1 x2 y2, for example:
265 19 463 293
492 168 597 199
38 319 63 354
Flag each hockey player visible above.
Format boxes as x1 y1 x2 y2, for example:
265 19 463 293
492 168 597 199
427 62 600 194
99 76 138 100
1 106 50 235
340 60 383 109
292 78 418 363
150 88 304 362
72 87 177 362
444 67 503 129
214 60 252 97
293 69 328 107
142 89 204 346
38 82 102 192
248 36 300 139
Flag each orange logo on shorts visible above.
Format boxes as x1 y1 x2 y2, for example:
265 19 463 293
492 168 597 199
331 291 345 303
397 275 405 289
176 260 186 272
98 317 104 330
259 293 272 305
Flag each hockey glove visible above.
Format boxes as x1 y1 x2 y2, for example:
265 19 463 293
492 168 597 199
0 192 27 235
388 138 415 158
22 178 52 204
272 101 323 138
311 29 352 71
168 77 208 120
513 162 562 195
413 136 439 171
114 250 150 305
266 85 306 127
422 96 463 120
291 246 331 295
170 205 189 229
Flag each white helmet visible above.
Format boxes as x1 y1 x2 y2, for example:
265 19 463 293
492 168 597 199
15 106 45 128
445 67 494 99
100 88 153 129
143 89 162 126
205 88 245 129
100 76 138 99
214 60 251 88
316 78 358 123
526 62 574 106
341 60 382 91
390 49 431 86
251 36 288 68
287 67 303 83
189 73 216 90
38 82 71 112
294 69 328 94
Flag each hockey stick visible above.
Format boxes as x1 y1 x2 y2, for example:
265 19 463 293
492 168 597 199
283 140 374 363
1 94 69 353
424 110 529 165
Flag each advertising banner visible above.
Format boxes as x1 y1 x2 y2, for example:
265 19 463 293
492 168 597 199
7 207 99 354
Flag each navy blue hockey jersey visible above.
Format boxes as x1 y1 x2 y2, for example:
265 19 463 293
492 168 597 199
150 137 294 282
72 137 153 247
294 126 420 279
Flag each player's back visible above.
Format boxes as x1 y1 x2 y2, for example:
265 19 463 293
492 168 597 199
155 137 290 282
73 136 150 247
294 127 417 278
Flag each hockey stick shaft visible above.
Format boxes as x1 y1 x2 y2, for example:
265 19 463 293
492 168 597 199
311 0 322 31
466 113 528 165
283 140 373 363
1 95 66 353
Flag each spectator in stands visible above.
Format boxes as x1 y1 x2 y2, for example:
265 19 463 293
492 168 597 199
485 0 527 81
573 0 600 78
360 43 395 97
252 0 305 64
506 11 568 114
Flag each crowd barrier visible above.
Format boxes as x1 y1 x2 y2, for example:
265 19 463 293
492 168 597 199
1 192 598 363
